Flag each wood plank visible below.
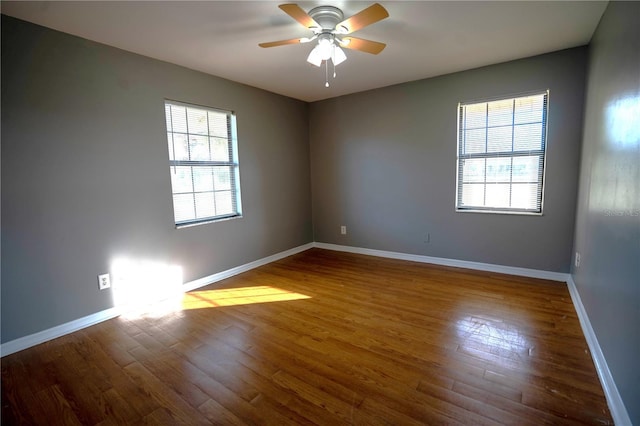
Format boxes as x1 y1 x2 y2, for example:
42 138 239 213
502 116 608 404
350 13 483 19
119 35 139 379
197 398 246 426
34 385 84 426
122 361 211 424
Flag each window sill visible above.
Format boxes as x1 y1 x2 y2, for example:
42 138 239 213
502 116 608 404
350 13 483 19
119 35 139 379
175 214 243 229
455 208 543 216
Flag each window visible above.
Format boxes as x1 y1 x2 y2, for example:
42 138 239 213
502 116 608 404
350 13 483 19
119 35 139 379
164 100 242 227
456 91 548 214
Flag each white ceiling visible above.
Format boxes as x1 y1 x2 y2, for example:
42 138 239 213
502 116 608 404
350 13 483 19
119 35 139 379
1 1 607 102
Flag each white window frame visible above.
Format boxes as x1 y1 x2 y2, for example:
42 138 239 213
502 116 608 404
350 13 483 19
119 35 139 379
164 100 242 227
455 91 549 215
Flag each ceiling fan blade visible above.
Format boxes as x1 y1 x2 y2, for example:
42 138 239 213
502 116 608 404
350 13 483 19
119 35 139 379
336 3 389 34
259 37 311 48
279 3 320 29
341 37 386 55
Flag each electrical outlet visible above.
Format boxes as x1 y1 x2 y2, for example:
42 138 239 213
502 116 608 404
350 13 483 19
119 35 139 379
575 252 581 268
340 225 347 235
98 273 111 290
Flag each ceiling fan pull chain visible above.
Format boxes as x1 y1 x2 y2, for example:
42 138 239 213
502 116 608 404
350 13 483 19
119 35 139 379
325 60 329 87
331 44 337 78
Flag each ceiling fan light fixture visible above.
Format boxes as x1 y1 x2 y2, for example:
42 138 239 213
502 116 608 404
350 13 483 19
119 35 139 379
333 45 347 66
318 35 334 60
306 46 322 66
307 34 336 66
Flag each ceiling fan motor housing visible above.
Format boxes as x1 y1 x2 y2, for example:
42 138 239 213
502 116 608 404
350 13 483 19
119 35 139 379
309 6 344 32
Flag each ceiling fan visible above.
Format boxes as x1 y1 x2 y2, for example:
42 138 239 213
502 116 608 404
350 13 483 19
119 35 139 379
259 3 389 86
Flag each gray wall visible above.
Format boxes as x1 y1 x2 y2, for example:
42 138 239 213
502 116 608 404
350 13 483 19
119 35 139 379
310 48 587 272
1 16 312 343
572 2 640 423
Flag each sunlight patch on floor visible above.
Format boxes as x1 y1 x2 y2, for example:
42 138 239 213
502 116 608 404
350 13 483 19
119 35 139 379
181 286 311 310
110 257 310 318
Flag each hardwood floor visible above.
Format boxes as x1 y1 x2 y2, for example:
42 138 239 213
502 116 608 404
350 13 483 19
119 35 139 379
1 248 613 425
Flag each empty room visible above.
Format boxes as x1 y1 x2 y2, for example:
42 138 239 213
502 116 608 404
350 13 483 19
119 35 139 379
1 1 638 425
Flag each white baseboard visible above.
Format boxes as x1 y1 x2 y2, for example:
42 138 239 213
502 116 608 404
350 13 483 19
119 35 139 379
0 307 120 358
0 242 315 358
182 242 314 292
566 275 631 426
313 242 568 282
